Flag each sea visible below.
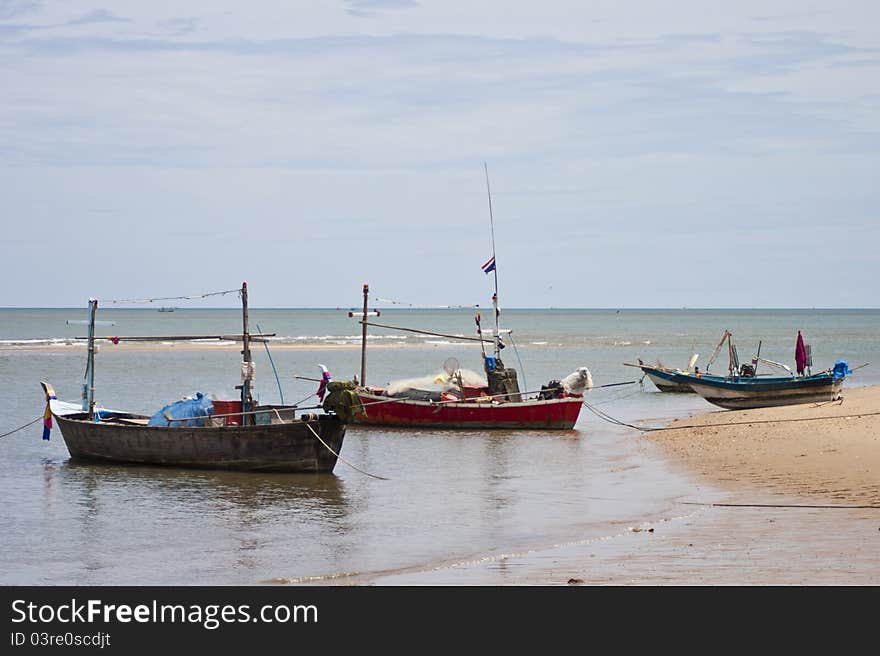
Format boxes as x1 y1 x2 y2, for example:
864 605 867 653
1 307 878 584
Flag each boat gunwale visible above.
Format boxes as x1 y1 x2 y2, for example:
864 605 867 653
355 391 584 409
54 411 335 431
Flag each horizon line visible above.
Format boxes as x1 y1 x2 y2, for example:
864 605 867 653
2 306 879 311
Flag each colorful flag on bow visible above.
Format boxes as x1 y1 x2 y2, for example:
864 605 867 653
316 365 331 402
481 256 496 274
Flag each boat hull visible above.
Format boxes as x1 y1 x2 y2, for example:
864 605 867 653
641 368 695 392
353 392 583 429
53 412 346 473
639 366 726 393
685 374 843 410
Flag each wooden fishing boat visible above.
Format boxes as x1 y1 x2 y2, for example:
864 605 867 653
345 167 590 431
677 331 849 410
44 393 345 472
353 387 584 430
683 371 844 410
347 285 589 430
41 283 347 473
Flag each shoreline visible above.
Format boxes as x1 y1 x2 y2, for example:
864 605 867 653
0 342 473 353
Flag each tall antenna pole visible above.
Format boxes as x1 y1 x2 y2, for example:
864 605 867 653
240 281 253 425
484 162 501 358
360 283 369 386
348 283 381 387
85 298 98 420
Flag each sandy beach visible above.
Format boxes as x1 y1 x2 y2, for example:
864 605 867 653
363 383 880 585
651 384 880 506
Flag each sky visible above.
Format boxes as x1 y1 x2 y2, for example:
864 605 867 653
1 1 878 308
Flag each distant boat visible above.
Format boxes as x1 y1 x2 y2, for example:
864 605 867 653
158 306 175 312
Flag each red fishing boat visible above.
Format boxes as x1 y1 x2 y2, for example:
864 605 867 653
344 166 591 430
347 288 592 430
354 385 585 430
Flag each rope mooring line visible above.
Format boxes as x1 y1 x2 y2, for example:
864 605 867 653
105 287 242 305
304 420 389 480
1 416 43 439
582 401 666 431
582 400 880 433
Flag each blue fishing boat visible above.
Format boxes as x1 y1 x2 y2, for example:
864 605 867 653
679 331 850 410
684 368 846 410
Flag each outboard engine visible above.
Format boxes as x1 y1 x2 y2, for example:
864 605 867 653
538 380 564 400
739 363 756 378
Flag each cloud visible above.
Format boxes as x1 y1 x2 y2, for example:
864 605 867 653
0 0 40 21
65 9 128 27
0 4 130 39
2 4 878 307
157 17 199 36
344 0 418 18
0 22 29 36
3 28 877 172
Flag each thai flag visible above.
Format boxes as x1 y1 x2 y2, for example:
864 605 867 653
481 256 496 274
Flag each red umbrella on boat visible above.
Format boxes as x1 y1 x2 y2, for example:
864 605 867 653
795 330 806 376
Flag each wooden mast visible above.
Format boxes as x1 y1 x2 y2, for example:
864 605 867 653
85 298 98 420
240 281 253 425
484 162 501 359
348 283 380 387
360 283 369 386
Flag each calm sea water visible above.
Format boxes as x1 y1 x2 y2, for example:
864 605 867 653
1 307 878 584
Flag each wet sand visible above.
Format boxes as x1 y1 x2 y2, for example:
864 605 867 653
359 384 880 585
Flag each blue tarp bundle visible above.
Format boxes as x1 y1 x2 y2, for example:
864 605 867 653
147 392 214 427
832 360 852 380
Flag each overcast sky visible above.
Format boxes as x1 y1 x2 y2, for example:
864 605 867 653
2 1 878 308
